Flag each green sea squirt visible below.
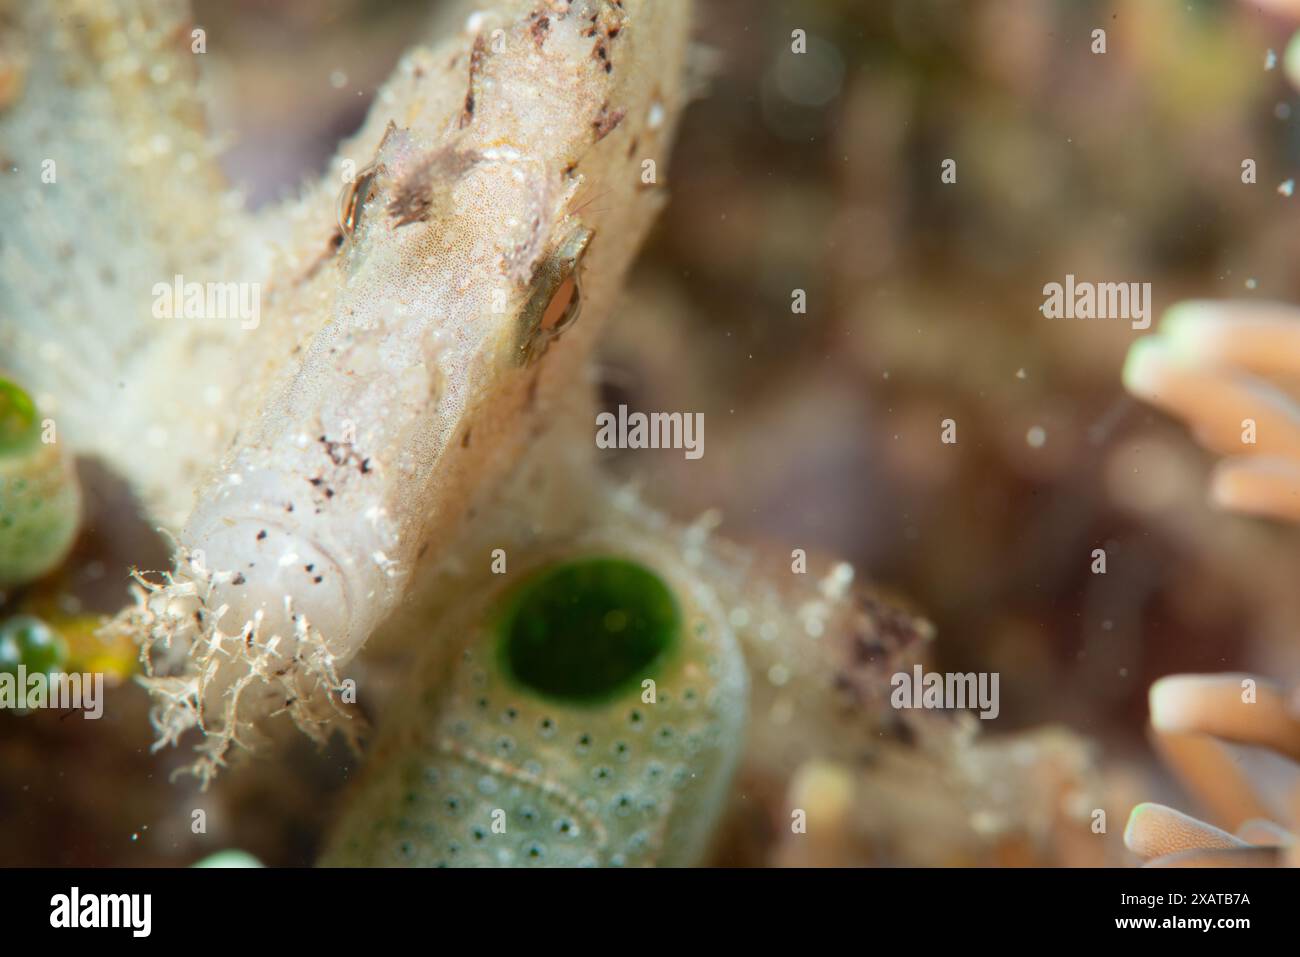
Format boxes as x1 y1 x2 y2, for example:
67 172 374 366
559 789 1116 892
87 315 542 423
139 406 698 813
321 553 747 867
0 378 81 587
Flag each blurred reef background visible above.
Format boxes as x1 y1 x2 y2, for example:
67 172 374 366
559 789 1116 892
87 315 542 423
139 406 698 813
5 0 1300 865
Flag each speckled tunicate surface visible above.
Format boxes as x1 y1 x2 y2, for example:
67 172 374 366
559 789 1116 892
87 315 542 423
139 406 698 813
321 551 748 867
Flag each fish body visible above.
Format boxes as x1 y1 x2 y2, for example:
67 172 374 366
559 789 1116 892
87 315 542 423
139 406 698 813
1 0 695 778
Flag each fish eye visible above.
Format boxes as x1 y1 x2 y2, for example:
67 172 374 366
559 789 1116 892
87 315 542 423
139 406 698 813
497 557 678 703
336 164 379 240
540 273 581 338
517 225 593 365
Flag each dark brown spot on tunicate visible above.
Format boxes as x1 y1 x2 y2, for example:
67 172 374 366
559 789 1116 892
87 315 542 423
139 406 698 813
593 102 625 141
388 147 477 227
529 12 550 47
459 33 487 129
